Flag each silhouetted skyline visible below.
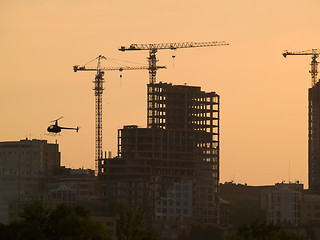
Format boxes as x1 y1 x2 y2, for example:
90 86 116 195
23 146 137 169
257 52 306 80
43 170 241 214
1 0 319 187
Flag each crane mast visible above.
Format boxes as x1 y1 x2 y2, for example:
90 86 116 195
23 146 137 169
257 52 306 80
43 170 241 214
283 49 320 87
119 41 229 84
73 55 163 174
94 56 104 172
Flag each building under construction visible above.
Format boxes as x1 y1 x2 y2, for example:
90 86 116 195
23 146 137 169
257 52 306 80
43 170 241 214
309 82 320 193
98 82 220 238
282 49 320 194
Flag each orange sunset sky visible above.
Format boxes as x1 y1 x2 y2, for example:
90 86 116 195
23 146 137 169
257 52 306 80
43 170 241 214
1 0 320 187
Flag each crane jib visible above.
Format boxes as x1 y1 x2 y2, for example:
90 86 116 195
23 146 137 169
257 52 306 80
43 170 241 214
119 41 229 51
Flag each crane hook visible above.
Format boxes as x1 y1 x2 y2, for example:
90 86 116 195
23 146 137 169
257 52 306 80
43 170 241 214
119 74 123 87
172 55 176 68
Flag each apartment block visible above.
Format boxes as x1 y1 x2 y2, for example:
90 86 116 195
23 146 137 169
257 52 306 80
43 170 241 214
0 139 60 223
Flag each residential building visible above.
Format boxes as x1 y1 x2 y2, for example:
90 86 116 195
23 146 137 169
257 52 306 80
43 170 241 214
0 139 60 223
265 183 303 226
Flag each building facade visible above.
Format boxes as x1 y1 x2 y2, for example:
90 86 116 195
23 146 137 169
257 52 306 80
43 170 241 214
0 139 60 223
47 168 97 201
300 194 320 224
264 183 303 226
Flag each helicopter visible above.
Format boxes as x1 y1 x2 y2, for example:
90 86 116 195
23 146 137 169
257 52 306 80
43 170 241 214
47 117 79 134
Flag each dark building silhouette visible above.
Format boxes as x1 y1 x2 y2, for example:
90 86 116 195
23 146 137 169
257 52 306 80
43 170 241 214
309 82 320 193
0 139 60 223
99 82 220 238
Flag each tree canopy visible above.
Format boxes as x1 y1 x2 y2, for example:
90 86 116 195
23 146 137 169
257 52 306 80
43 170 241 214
0 201 111 240
225 221 307 240
178 224 224 240
115 204 159 240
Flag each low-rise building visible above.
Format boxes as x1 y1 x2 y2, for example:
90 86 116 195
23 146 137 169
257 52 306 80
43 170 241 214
265 184 303 226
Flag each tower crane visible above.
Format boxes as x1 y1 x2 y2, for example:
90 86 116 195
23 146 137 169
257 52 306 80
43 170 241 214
119 41 229 84
73 55 166 174
119 41 229 127
283 49 320 87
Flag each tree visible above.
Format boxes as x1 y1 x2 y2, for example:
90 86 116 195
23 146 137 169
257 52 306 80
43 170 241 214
225 220 307 240
177 224 224 240
0 220 45 240
115 204 159 240
0 201 111 240
48 204 109 240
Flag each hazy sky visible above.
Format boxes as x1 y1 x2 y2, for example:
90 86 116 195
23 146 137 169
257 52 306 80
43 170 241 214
1 0 319 187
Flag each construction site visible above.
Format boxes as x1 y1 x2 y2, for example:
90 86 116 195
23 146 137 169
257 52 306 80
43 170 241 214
71 45 320 239
309 69 320 194
98 82 220 238
73 42 226 238
283 49 320 194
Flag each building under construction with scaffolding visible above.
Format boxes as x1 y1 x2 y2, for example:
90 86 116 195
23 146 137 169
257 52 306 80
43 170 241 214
309 82 320 194
98 82 220 238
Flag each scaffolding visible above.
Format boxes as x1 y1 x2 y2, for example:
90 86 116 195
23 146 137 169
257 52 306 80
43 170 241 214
147 82 220 222
99 82 220 232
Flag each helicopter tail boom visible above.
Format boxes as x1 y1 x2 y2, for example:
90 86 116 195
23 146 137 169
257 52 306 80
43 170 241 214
59 126 79 132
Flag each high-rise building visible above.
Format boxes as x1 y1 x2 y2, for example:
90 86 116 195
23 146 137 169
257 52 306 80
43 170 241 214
309 82 320 193
0 139 60 223
99 82 219 238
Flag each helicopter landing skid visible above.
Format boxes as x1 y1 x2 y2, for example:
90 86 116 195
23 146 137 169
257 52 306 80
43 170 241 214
44 133 61 137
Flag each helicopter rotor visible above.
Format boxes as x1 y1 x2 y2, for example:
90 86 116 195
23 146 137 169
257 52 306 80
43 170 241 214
50 116 64 123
